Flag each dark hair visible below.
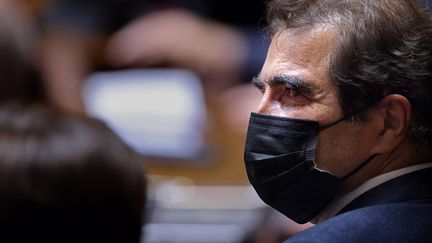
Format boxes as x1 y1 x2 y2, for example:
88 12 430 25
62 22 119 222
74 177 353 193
0 11 45 104
0 105 146 243
266 0 432 144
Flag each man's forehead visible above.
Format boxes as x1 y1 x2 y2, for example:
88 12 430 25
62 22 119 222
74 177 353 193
273 26 337 60
259 25 338 85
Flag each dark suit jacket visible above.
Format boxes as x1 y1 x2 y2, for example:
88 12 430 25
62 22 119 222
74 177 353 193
284 168 432 242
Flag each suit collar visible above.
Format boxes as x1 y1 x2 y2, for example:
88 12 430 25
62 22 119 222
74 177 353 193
340 166 432 214
317 164 432 222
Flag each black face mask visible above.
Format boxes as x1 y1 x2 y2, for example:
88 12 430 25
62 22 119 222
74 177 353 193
244 112 375 224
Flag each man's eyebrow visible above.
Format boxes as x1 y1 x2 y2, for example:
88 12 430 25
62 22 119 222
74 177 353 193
272 75 314 94
252 76 265 92
252 75 316 96
254 75 315 96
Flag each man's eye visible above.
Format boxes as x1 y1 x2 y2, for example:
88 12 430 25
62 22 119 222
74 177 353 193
286 87 302 97
256 84 266 94
281 87 307 106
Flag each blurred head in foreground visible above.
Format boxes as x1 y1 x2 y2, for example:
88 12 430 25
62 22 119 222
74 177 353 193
0 105 146 243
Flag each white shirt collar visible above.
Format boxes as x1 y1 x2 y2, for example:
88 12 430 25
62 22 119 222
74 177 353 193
316 163 432 223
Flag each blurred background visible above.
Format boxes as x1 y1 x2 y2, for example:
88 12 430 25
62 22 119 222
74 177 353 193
0 0 314 242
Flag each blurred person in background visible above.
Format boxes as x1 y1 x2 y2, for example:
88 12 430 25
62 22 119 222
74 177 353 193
38 0 268 115
0 105 146 243
244 0 432 242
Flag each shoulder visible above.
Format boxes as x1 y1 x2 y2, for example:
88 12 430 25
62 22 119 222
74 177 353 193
284 203 432 243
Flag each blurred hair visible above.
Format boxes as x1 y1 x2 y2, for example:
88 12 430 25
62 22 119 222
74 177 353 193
0 7 45 104
266 0 432 145
0 105 146 243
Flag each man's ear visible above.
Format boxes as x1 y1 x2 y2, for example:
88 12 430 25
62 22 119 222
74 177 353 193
370 94 411 154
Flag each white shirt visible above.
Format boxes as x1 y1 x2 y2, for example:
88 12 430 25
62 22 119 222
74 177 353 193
316 163 432 223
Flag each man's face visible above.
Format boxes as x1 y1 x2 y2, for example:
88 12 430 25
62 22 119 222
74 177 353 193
255 26 377 177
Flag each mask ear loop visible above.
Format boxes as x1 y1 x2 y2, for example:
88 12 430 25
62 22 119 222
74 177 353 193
319 108 361 131
340 154 378 180
318 97 385 178
319 96 385 131
319 115 349 131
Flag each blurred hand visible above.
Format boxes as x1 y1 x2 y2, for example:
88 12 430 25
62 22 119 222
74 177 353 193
105 9 248 90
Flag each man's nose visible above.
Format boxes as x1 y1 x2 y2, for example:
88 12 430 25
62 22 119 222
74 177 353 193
256 93 280 116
